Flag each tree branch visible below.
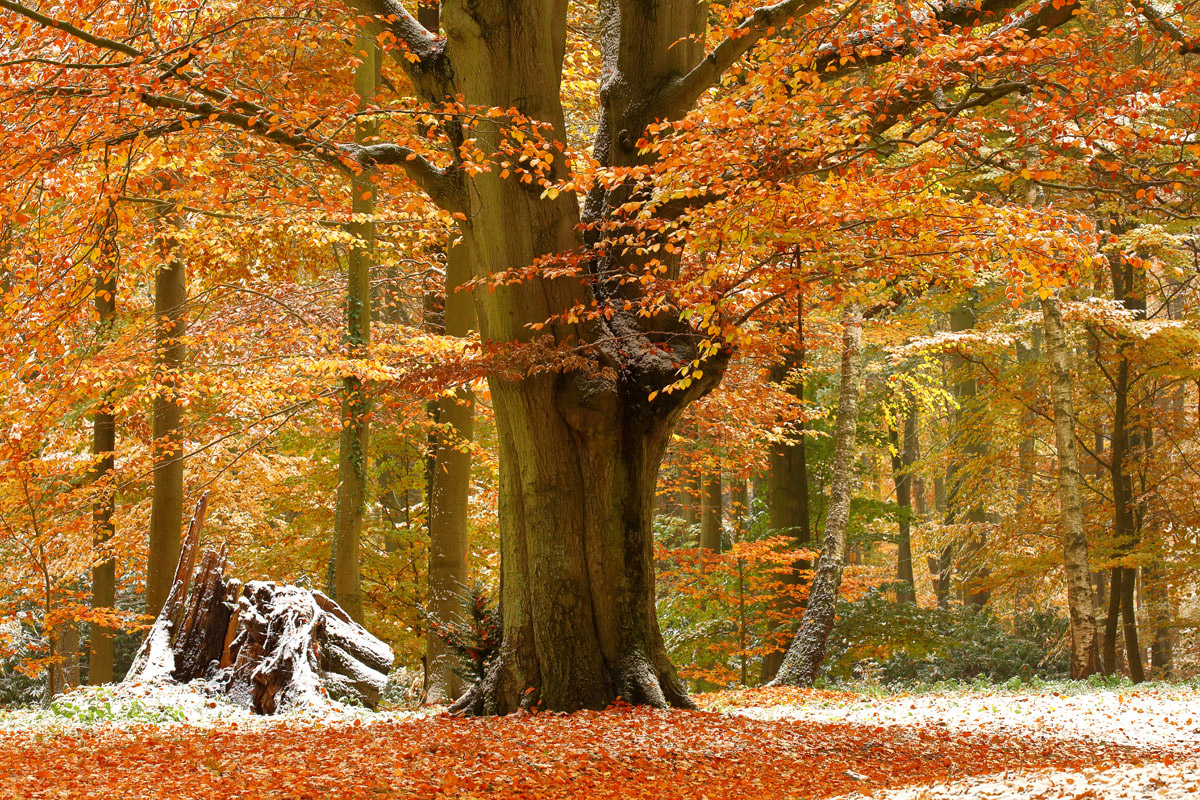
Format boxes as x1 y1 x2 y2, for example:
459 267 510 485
670 0 827 112
136 94 464 211
346 0 439 61
809 0 1032 80
0 0 141 57
1129 0 1200 54
344 0 450 97
2 1 464 211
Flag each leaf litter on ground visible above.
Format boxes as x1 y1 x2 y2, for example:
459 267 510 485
0 685 1196 799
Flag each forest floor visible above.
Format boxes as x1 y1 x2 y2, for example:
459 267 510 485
0 682 1196 799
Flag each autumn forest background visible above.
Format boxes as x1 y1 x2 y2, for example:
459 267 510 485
2 0 1200 796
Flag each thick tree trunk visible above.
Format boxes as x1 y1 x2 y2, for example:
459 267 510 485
451 365 719 714
89 253 117 685
700 472 723 551
147 209 186 618
889 406 917 603
425 243 475 704
437 0 731 714
1039 294 1101 678
770 305 862 688
330 36 380 623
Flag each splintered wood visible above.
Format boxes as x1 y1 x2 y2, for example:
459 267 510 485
125 492 393 713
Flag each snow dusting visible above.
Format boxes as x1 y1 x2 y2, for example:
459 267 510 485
736 687 1200 750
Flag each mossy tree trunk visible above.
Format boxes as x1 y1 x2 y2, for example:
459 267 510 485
349 0 840 712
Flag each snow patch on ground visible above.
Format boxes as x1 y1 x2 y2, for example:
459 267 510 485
735 688 1200 750
839 760 1200 800
0 679 409 731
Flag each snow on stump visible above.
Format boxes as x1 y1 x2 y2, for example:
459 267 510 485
125 493 393 713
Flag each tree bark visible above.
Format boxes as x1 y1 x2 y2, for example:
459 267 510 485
147 207 186 619
770 305 862 687
330 34 380 623
425 243 475 703
1039 294 1101 678
48 607 80 698
88 229 118 684
700 472 723 551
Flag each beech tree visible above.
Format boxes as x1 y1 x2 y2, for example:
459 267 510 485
6 0 1189 711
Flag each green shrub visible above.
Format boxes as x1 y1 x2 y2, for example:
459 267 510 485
824 584 1071 685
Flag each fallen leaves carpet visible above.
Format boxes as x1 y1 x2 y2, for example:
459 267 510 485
0 705 1177 799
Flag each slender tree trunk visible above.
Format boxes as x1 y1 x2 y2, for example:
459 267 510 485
425 242 475 703
88 225 117 684
49 605 79 698
731 480 749 685
1103 565 1122 674
146 207 186 618
761 296 812 683
679 470 700 529
330 34 380 623
1143 557 1173 675
1105 256 1146 682
770 305 862 687
700 471 722 551
889 405 917 603
930 462 952 607
948 301 990 609
1040 294 1101 678
1120 566 1144 681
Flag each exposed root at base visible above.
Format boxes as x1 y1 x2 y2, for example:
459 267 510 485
448 650 697 716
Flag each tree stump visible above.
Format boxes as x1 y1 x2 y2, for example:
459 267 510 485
125 493 393 713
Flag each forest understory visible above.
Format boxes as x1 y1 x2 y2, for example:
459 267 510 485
2 684 1197 799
